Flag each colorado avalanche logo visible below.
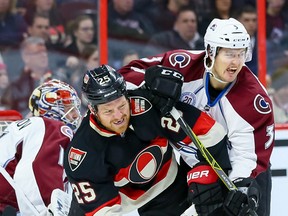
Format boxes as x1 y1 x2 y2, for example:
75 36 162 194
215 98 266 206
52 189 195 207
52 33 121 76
254 94 271 114
130 96 152 116
68 147 87 171
180 92 197 106
169 52 191 68
61 125 73 141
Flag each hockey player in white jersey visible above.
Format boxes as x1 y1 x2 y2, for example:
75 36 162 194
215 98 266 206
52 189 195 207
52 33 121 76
0 79 81 216
118 18 274 215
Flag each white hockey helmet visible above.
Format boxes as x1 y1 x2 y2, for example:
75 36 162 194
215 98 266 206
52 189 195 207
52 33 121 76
204 18 252 68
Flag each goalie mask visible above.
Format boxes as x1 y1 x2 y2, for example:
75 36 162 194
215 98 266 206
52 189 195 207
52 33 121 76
204 18 252 71
29 79 81 131
82 65 127 109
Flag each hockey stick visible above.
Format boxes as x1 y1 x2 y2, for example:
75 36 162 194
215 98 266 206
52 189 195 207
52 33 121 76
0 166 41 216
170 107 258 216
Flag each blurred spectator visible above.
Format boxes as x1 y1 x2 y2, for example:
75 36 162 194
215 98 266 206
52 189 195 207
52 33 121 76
0 63 9 110
69 44 99 93
108 0 155 42
198 0 235 36
122 49 139 67
266 0 287 43
0 37 52 116
148 0 192 34
267 69 288 123
25 12 50 41
63 44 99 114
235 5 258 75
144 7 204 56
63 14 96 57
24 12 64 51
58 1 97 26
0 0 27 50
24 0 66 47
266 0 288 75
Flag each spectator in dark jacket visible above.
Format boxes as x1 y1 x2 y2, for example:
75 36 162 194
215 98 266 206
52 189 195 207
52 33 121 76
144 7 204 56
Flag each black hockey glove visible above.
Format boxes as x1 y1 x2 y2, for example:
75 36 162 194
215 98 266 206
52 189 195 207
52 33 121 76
223 177 260 216
144 65 184 116
187 162 224 215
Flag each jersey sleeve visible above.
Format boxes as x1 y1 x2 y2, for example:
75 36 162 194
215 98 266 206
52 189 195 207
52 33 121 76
225 85 275 180
163 102 231 171
118 49 206 89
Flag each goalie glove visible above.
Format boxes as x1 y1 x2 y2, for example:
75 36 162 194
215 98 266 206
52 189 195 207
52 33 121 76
187 162 224 215
144 65 184 116
223 177 260 216
47 188 72 216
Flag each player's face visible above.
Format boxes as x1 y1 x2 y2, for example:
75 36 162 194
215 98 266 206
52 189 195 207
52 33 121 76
63 104 81 126
212 48 246 85
97 96 130 134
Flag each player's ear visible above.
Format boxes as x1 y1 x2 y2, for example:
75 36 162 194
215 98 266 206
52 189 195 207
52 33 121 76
88 104 96 115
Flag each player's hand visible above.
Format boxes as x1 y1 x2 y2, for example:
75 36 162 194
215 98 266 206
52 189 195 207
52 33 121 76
223 177 260 216
144 65 183 116
187 162 224 215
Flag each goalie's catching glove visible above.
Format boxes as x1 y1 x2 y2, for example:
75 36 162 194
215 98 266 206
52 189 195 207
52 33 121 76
187 162 224 215
144 65 184 116
223 177 260 216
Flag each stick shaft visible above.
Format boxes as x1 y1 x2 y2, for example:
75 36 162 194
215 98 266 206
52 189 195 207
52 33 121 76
170 107 237 191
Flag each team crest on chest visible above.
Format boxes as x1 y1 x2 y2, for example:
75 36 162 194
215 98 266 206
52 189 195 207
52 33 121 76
180 92 197 106
254 94 271 114
130 96 152 116
169 52 191 68
129 145 163 183
68 147 87 171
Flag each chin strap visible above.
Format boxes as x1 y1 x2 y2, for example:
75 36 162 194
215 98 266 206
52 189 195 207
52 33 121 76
207 71 229 84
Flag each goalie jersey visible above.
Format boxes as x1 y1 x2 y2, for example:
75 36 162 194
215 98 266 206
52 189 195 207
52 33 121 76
0 117 73 215
64 89 231 215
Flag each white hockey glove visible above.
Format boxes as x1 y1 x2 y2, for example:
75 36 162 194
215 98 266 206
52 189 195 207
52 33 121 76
47 189 72 216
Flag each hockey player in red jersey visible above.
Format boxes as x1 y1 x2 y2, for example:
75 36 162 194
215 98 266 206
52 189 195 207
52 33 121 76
0 79 81 215
118 18 274 215
64 65 233 216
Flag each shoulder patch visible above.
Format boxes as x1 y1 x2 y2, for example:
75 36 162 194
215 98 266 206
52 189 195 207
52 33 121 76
180 92 197 106
68 147 87 171
130 96 152 116
61 125 73 141
169 52 191 68
254 94 272 114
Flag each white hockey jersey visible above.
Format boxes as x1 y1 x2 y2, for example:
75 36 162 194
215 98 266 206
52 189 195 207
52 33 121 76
0 117 73 215
118 49 275 181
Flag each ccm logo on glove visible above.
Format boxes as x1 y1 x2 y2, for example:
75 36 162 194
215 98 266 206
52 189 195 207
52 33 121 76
187 165 218 185
160 68 184 80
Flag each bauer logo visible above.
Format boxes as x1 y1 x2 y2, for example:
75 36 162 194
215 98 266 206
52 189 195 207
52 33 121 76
180 92 196 106
68 147 87 171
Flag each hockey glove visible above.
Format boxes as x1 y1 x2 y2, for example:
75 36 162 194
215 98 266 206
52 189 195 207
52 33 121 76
187 162 224 215
144 65 184 116
223 177 260 216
